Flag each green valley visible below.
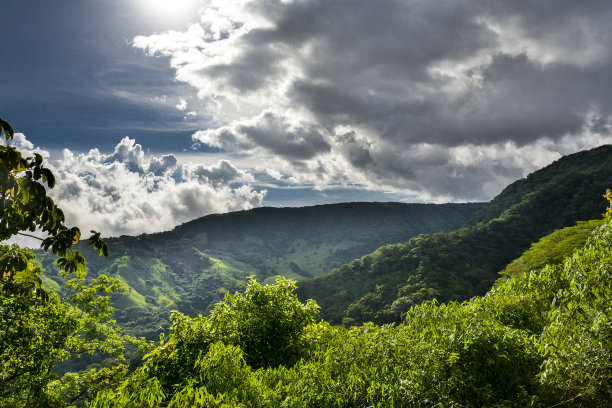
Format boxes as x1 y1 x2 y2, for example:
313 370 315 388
37 202 483 338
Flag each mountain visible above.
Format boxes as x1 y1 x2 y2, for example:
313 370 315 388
297 145 612 325
38 201 483 338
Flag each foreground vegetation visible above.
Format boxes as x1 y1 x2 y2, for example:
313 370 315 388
94 196 612 407
0 118 146 406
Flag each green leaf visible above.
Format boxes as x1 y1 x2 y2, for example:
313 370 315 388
101 242 110 258
88 230 109 258
1 118 14 140
42 168 55 188
70 227 81 245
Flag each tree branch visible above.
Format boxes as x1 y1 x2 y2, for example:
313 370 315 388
16 232 45 241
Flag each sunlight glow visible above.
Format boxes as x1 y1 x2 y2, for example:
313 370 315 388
135 0 204 27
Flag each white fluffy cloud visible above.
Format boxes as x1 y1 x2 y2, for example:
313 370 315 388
18 136 268 237
132 0 612 202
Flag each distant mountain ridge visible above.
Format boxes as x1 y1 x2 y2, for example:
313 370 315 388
168 201 483 277
297 145 612 325
38 201 483 338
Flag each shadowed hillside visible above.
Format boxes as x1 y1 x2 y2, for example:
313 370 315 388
297 145 612 325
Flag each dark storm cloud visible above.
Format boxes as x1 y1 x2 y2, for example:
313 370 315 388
132 0 612 200
336 132 375 170
194 112 332 161
237 113 332 160
256 0 612 147
203 46 285 92
250 0 493 78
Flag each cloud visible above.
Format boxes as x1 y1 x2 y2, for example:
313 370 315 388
148 154 178 176
132 0 612 202
21 135 268 238
183 159 254 186
102 137 148 173
263 167 283 181
176 97 188 111
193 112 331 161
11 133 35 151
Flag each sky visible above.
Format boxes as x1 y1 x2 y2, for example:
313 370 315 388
2 0 612 238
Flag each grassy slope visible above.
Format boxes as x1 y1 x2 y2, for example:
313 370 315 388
297 145 612 324
499 219 603 280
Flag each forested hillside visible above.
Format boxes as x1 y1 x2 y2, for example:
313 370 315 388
298 145 612 325
38 202 482 338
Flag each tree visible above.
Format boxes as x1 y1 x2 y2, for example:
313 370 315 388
0 118 108 275
207 276 320 369
93 277 319 406
0 118 144 406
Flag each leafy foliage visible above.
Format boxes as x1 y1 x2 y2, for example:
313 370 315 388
500 219 603 280
94 277 318 406
0 117 108 281
0 118 145 406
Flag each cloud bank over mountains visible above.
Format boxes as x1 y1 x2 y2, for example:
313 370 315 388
9 134 265 238
133 0 612 201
